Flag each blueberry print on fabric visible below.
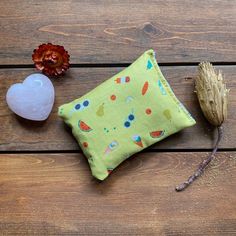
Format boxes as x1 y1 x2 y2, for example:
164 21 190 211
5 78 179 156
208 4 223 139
124 112 135 128
58 49 196 180
69 99 90 117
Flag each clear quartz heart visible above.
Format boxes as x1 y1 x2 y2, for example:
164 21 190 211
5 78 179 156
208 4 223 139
6 73 55 121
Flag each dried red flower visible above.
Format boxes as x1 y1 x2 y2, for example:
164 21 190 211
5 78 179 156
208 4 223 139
32 43 70 76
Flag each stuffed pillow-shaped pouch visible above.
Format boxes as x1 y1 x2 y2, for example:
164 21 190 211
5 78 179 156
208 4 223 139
58 49 196 180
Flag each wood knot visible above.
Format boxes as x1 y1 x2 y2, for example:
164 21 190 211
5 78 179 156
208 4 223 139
142 22 159 36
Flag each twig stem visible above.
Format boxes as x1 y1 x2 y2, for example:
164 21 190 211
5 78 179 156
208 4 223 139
175 125 223 192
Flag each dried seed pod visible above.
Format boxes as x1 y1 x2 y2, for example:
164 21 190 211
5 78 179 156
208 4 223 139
176 62 229 192
196 62 229 126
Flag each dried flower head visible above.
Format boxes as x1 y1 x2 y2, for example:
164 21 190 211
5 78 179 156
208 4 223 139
32 43 70 77
176 62 229 192
196 62 229 126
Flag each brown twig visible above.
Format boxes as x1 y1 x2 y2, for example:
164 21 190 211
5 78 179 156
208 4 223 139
175 125 223 192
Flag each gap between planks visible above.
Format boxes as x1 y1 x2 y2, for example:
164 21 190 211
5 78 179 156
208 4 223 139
0 148 235 155
0 62 236 69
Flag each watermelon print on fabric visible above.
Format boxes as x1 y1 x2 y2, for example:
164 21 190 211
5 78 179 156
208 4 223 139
58 49 196 180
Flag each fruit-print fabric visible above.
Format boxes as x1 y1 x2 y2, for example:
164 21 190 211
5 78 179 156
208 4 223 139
58 49 196 180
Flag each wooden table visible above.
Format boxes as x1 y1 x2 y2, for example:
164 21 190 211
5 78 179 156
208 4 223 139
0 1 235 235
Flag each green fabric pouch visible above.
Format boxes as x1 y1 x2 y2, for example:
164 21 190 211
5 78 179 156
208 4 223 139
58 49 196 180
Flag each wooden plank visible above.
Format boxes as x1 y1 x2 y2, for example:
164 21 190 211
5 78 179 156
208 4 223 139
0 66 235 151
0 0 235 64
0 152 235 235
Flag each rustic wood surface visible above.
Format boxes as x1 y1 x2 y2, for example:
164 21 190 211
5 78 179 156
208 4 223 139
0 0 236 64
0 152 235 235
0 0 235 235
0 66 235 151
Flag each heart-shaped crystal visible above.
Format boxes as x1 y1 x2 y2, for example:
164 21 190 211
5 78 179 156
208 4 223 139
6 73 55 121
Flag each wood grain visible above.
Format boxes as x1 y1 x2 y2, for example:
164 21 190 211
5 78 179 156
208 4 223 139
0 66 235 151
0 0 235 64
0 152 235 235
1 1 235 235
